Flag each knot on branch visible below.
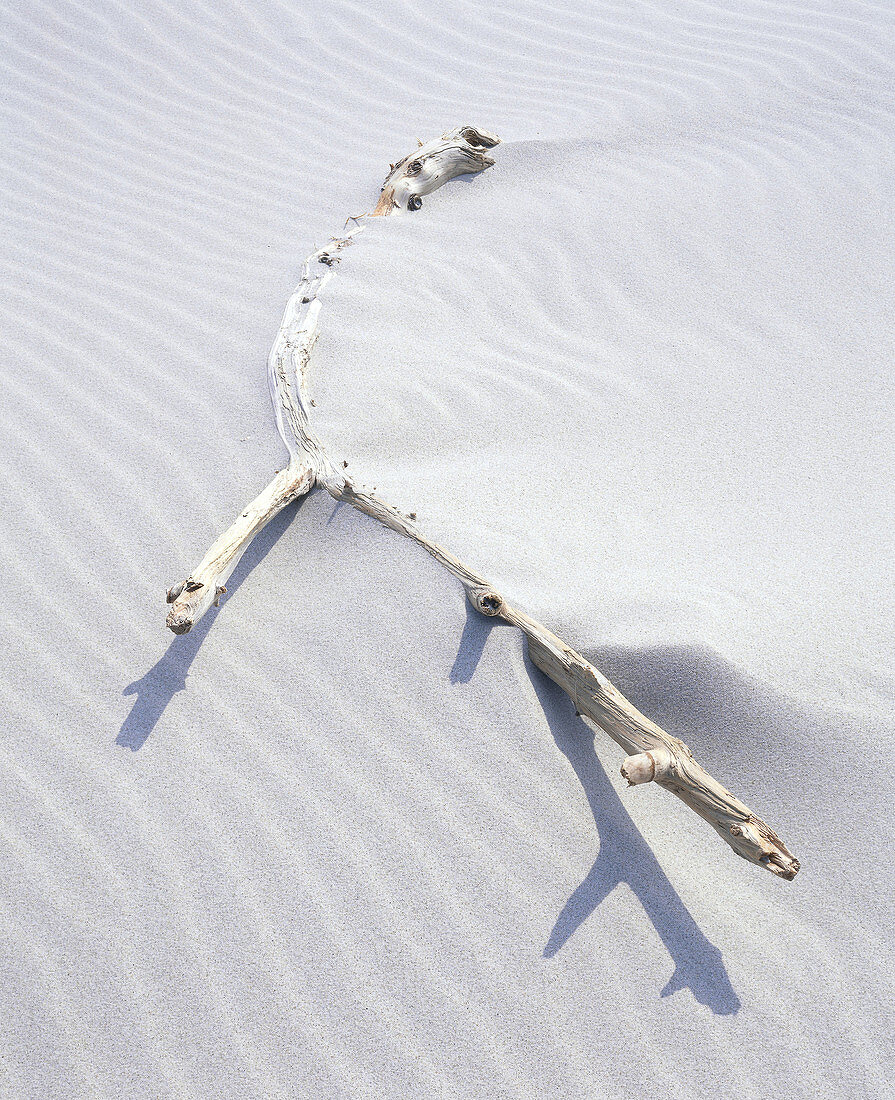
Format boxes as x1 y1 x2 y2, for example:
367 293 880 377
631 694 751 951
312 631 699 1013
166 579 215 635
470 588 504 617
620 747 673 785
166 581 185 604
455 126 501 150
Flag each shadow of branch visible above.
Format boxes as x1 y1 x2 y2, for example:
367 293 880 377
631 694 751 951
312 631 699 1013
449 612 741 1015
450 601 492 683
531 667 740 1015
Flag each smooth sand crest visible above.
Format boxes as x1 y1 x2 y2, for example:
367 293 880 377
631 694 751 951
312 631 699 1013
1 1 893 1097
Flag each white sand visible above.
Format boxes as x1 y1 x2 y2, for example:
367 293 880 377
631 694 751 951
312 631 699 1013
1 1 893 1097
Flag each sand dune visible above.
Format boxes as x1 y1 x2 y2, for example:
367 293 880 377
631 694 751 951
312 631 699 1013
1 1 893 1097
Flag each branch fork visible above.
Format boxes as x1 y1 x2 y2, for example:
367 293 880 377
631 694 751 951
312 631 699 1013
164 127 799 881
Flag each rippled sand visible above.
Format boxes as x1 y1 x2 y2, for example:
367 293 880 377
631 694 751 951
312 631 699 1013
1 2 893 1097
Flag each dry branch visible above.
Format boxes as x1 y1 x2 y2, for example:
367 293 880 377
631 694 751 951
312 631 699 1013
372 126 500 216
166 465 313 634
165 127 800 880
332 482 799 879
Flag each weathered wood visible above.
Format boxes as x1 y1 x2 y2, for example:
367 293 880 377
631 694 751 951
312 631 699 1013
330 482 799 879
166 464 313 634
165 232 360 635
515 609 800 878
372 126 500 216
266 233 361 486
165 126 800 880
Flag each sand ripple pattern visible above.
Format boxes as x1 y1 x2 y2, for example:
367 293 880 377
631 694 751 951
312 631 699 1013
1 1 893 1097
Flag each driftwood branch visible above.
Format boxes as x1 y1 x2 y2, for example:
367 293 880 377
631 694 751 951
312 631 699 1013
372 126 500 216
165 127 799 880
165 232 358 634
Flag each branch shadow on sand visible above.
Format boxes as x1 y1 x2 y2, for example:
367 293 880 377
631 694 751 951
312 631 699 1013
116 499 303 751
452 610 741 1015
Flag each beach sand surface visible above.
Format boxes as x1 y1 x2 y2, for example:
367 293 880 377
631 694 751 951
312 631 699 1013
1 1 893 1096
